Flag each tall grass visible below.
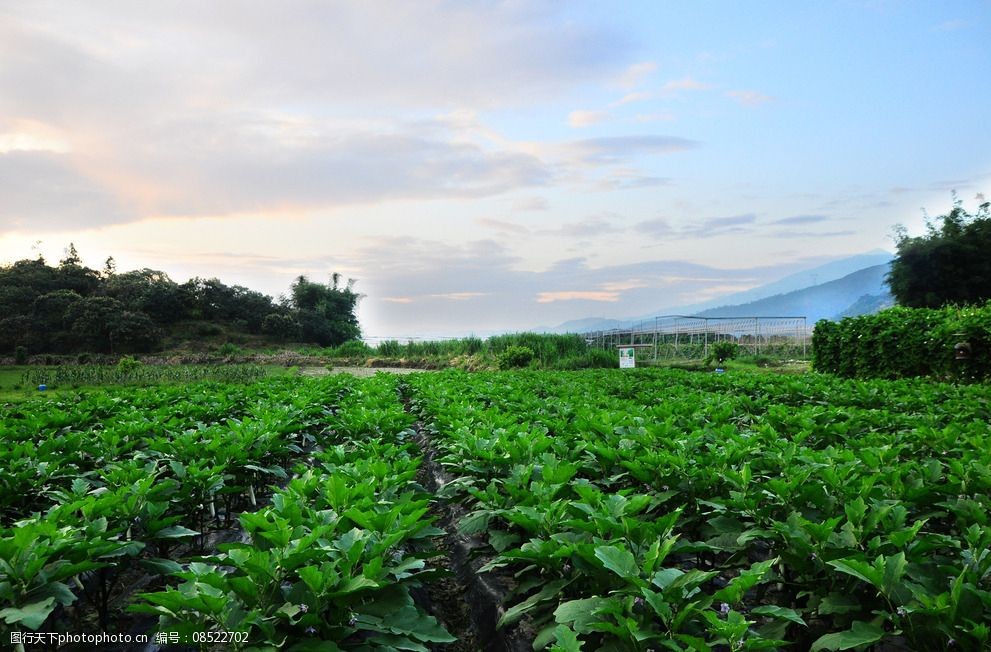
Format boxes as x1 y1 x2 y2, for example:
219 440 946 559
320 333 613 369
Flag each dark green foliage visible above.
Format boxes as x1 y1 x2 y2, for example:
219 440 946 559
288 274 361 347
888 197 991 308
709 340 740 364
261 313 298 341
14 346 27 365
812 302 991 380
407 369 991 650
487 333 590 363
497 345 535 369
550 348 618 370
0 248 361 354
0 374 451 649
359 334 598 369
328 339 373 357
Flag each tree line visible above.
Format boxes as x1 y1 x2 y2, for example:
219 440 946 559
0 245 360 355
888 195 991 308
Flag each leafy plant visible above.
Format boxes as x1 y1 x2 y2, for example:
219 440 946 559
498 345 536 369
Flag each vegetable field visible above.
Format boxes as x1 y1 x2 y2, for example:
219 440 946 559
2 369 990 651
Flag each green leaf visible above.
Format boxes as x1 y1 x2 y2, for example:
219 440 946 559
140 558 184 575
498 580 569 628
818 592 861 616
881 552 907 598
651 567 684 590
713 558 777 604
594 544 639 582
489 529 520 553
0 597 57 629
552 625 583 651
751 605 806 626
154 525 200 539
554 597 609 633
827 558 882 590
810 621 885 651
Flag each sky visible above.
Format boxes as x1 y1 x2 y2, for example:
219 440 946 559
1 1 989 338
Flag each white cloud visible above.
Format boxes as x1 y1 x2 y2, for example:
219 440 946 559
634 112 675 123
567 110 610 128
615 61 657 89
512 196 550 212
660 77 712 95
611 91 652 107
726 90 773 107
537 290 620 303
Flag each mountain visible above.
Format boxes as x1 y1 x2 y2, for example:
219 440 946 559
657 249 894 316
552 252 896 333
548 317 630 333
696 264 892 323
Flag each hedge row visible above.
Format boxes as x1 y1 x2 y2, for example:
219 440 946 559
812 302 991 380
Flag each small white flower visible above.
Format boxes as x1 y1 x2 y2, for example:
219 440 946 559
299 603 309 613
720 602 730 615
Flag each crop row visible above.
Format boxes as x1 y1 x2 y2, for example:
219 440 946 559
20 363 269 389
1 374 452 650
406 369 991 651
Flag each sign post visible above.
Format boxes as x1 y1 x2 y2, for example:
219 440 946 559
618 346 636 369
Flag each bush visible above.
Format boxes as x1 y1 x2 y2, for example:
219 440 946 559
14 345 27 364
331 340 372 357
376 340 404 357
811 301 991 380
551 349 618 370
218 342 241 357
497 345 535 369
709 340 740 365
195 322 224 337
116 355 143 374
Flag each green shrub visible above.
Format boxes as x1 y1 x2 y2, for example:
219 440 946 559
195 322 224 337
552 349 618 370
709 340 740 365
218 342 241 357
330 340 372 357
376 340 404 357
812 301 991 380
498 345 535 369
116 355 143 374
14 345 27 365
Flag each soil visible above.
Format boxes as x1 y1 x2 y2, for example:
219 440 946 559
411 422 534 652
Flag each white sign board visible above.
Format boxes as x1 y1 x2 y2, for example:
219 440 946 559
619 347 635 369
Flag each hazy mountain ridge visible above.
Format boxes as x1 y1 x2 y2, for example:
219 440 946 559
553 252 895 333
696 264 891 323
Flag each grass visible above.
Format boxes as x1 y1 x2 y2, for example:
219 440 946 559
0 365 72 402
654 356 811 374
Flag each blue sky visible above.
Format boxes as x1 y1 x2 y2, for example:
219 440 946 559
0 1 988 337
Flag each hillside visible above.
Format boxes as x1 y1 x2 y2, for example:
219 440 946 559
696 264 892 323
554 254 895 333
679 249 893 314
0 254 360 355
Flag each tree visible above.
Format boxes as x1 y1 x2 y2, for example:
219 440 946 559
104 269 188 324
60 242 81 267
288 275 361 347
261 313 299 341
887 196 991 308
